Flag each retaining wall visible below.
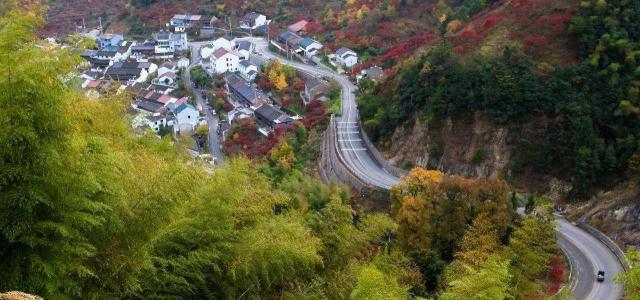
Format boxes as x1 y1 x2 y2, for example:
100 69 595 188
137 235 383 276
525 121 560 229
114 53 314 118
577 221 631 270
358 122 408 178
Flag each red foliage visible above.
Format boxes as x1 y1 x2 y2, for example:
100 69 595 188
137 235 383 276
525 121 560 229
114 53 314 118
453 45 466 54
547 255 566 295
523 34 549 52
223 102 233 112
305 21 320 33
379 33 436 62
303 100 327 129
257 78 273 90
483 15 500 30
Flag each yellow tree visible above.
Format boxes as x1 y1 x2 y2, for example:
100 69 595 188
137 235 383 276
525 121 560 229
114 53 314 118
268 68 279 87
275 73 288 90
270 141 295 171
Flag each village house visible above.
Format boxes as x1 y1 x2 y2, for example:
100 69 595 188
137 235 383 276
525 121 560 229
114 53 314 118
303 78 331 104
288 20 308 34
356 66 385 83
226 74 268 108
235 40 253 60
157 61 177 77
131 41 156 58
203 48 239 75
171 32 189 52
298 37 323 57
278 31 302 50
254 103 293 129
239 12 268 30
238 60 258 82
148 83 174 95
97 33 123 48
211 36 234 51
157 71 177 86
145 114 169 132
335 47 358 68
105 60 157 84
171 101 199 133
170 14 203 28
154 31 174 58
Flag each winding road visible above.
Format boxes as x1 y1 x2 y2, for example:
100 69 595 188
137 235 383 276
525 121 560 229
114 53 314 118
243 37 624 299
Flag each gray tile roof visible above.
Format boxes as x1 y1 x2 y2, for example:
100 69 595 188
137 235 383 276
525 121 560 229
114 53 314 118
336 47 354 57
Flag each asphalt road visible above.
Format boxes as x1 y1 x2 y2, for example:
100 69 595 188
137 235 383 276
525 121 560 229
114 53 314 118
557 218 623 299
247 38 401 189
244 37 626 299
184 44 224 165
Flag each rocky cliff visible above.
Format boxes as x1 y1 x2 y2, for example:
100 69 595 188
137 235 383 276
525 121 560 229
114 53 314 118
387 112 511 180
385 113 640 247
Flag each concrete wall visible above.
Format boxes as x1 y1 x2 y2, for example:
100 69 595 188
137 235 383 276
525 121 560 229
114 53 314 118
358 122 408 178
578 221 631 270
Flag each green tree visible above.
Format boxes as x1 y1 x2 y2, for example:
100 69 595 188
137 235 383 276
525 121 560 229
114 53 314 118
0 6 110 297
350 264 408 300
615 247 640 300
440 254 512 300
508 210 557 298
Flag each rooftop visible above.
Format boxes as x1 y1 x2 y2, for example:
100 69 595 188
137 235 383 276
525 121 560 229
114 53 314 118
236 40 252 51
288 20 308 32
212 48 230 59
255 104 289 123
299 37 319 48
336 47 355 57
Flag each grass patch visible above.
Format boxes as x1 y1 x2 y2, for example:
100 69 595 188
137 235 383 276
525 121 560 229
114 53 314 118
326 84 342 115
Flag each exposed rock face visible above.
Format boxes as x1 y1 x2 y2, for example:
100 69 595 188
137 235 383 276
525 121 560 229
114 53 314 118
0 292 43 300
568 183 640 248
388 112 511 179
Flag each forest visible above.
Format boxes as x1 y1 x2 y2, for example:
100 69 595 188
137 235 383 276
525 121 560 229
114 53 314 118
0 3 586 299
358 0 640 197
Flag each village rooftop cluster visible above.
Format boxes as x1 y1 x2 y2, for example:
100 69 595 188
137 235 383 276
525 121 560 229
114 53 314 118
63 11 385 161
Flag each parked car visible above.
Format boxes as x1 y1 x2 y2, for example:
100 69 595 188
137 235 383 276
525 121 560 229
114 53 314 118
597 270 605 282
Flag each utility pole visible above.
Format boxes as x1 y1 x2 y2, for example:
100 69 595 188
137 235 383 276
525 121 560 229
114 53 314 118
99 17 103 35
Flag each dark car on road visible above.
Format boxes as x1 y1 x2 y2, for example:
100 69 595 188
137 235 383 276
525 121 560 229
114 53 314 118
597 270 605 282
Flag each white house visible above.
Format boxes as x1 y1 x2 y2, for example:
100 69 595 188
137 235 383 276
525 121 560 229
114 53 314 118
335 47 358 68
235 40 253 60
240 12 268 30
115 41 134 62
171 32 188 52
172 102 199 133
210 36 234 51
145 114 168 132
169 14 203 28
200 45 215 60
238 60 258 82
157 71 177 86
177 58 190 69
298 37 323 57
157 61 177 77
210 48 239 74
154 31 174 58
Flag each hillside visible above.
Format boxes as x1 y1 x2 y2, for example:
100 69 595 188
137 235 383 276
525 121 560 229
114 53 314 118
359 0 640 200
4 2 588 299
44 0 577 67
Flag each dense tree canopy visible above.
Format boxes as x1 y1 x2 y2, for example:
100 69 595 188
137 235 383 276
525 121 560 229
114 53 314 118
359 0 640 197
0 6 414 299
